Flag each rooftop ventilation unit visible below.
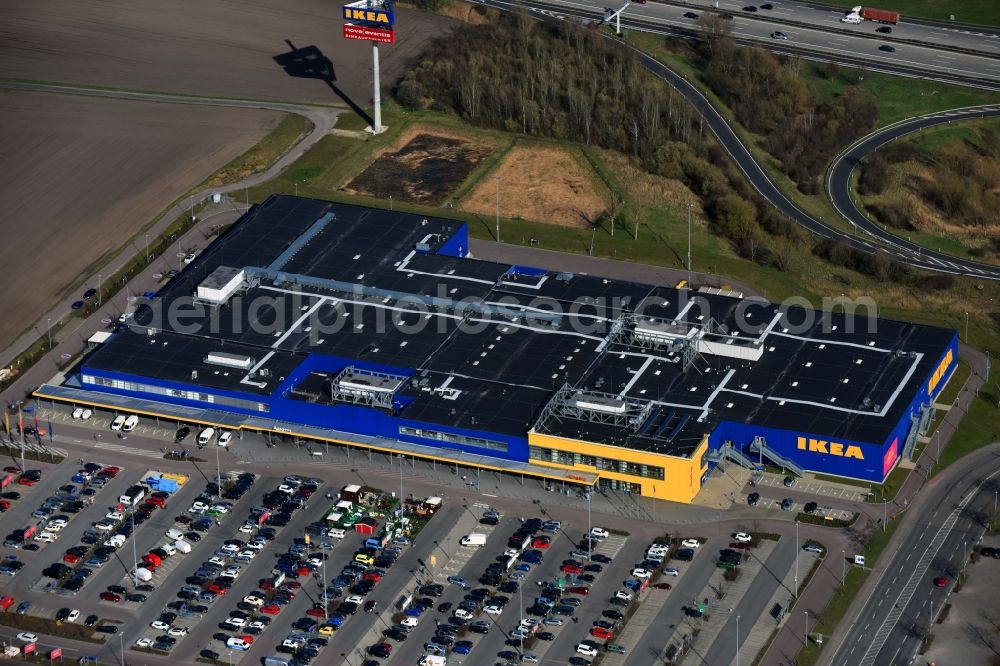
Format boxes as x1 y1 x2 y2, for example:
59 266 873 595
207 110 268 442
205 351 253 370
195 266 246 306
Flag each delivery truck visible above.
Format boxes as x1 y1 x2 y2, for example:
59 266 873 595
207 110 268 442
841 5 900 24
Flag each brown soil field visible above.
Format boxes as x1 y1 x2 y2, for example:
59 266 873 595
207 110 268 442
347 131 493 205
463 146 610 228
0 91 284 351
0 0 455 108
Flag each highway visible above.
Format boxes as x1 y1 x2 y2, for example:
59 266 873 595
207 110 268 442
826 447 1000 666
827 106 1000 277
500 0 1000 84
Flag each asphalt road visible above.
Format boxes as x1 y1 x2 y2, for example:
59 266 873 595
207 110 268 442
826 447 1000 666
827 106 1000 278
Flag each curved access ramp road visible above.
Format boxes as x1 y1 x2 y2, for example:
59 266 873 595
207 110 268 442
827 106 1000 279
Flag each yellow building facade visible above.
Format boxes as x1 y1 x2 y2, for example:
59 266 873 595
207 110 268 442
527 431 708 504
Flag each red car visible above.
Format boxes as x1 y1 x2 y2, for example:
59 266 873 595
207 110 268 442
590 627 613 639
653 582 673 590
363 570 383 583
933 576 949 588
730 543 752 550
147 496 166 508
569 586 591 595
259 580 275 591
532 538 551 550
560 564 582 574
208 584 228 595
100 466 121 478
306 606 326 618
0 500 9 512
175 515 193 525
296 566 312 576
260 604 281 615
3 466 19 474
100 592 121 603
280 581 301 590
17 477 35 486
63 553 81 564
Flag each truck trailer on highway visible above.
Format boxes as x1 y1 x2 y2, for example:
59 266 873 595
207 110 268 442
842 6 900 24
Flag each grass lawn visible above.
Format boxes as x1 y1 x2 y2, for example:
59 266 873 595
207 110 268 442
802 0 1000 26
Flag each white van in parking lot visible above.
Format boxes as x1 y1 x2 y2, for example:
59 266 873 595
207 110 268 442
122 414 139 432
198 428 215 446
110 415 126 430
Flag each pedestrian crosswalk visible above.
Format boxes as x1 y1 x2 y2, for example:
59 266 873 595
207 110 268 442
92 441 164 459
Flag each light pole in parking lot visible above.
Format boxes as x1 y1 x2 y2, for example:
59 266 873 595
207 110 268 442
586 491 592 562
216 442 223 500
841 549 846 584
118 632 125 666
518 580 523 625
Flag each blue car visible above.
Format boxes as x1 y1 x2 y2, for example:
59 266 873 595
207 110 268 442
404 606 424 617
514 563 531 572
623 578 643 591
327 614 345 628
453 641 473 655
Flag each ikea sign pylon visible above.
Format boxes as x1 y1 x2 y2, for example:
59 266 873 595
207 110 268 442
342 0 395 28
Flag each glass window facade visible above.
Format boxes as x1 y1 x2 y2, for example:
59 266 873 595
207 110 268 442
399 426 508 453
82 374 269 413
528 446 664 480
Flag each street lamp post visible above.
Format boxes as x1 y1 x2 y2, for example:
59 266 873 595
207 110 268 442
687 203 692 286
145 233 150 263
841 550 846 584
794 521 799 598
804 611 809 644
119 632 125 666
97 273 102 306
735 614 740 666
587 491 592 562
495 177 500 243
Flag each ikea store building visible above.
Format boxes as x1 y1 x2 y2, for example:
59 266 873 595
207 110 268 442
36 196 958 504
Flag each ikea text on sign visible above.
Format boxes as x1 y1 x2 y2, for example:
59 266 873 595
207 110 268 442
343 6 395 26
343 24 395 43
797 436 864 460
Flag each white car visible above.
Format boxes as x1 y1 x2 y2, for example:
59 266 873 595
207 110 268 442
16 633 38 644
242 594 264 607
454 608 474 620
734 532 752 543
218 431 233 448
345 595 365 605
615 590 633 601
510 628 530 639
167 626 189 637
226 637 251 650
72 407 84 419
209 504 230 514
521 654 540 663
576 643 599 657
680 539 700 549
239 521 256 534
278 484 296 494
183 252 198 265
189 501 208 513
589 527 610 540
509 572 526 581
631 568 653 579
224 617 247 628
208 556 227 567
135 637 154 648
223 566 241 579
663 568 680 576
150 620 171 631
282 638 303 650
104 534 126 548
236 549 256 561
400 616 419 628
484 604 504 615
105 511 124 522
81 408 93 420
66 609 80 623
110 415 126 430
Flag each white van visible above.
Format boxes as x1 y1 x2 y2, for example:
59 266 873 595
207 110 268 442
854 555 866 567
327 528 347 540
460 533 487 547
419 656 447 666
35 532 57 543
218 431 233 448
841 13 862 23
198 427 215 446
110 415 126 430
165 528 184 541
160 543 177 557
122 414 139 432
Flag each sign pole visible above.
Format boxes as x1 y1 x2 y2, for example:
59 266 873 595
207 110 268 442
372 40 382 134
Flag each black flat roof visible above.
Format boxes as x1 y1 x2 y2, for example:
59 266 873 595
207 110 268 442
81 196 955 456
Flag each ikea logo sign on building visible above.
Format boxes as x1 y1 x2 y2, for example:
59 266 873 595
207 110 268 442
927 348 954 396
797 437 864 460
343 5 395 26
